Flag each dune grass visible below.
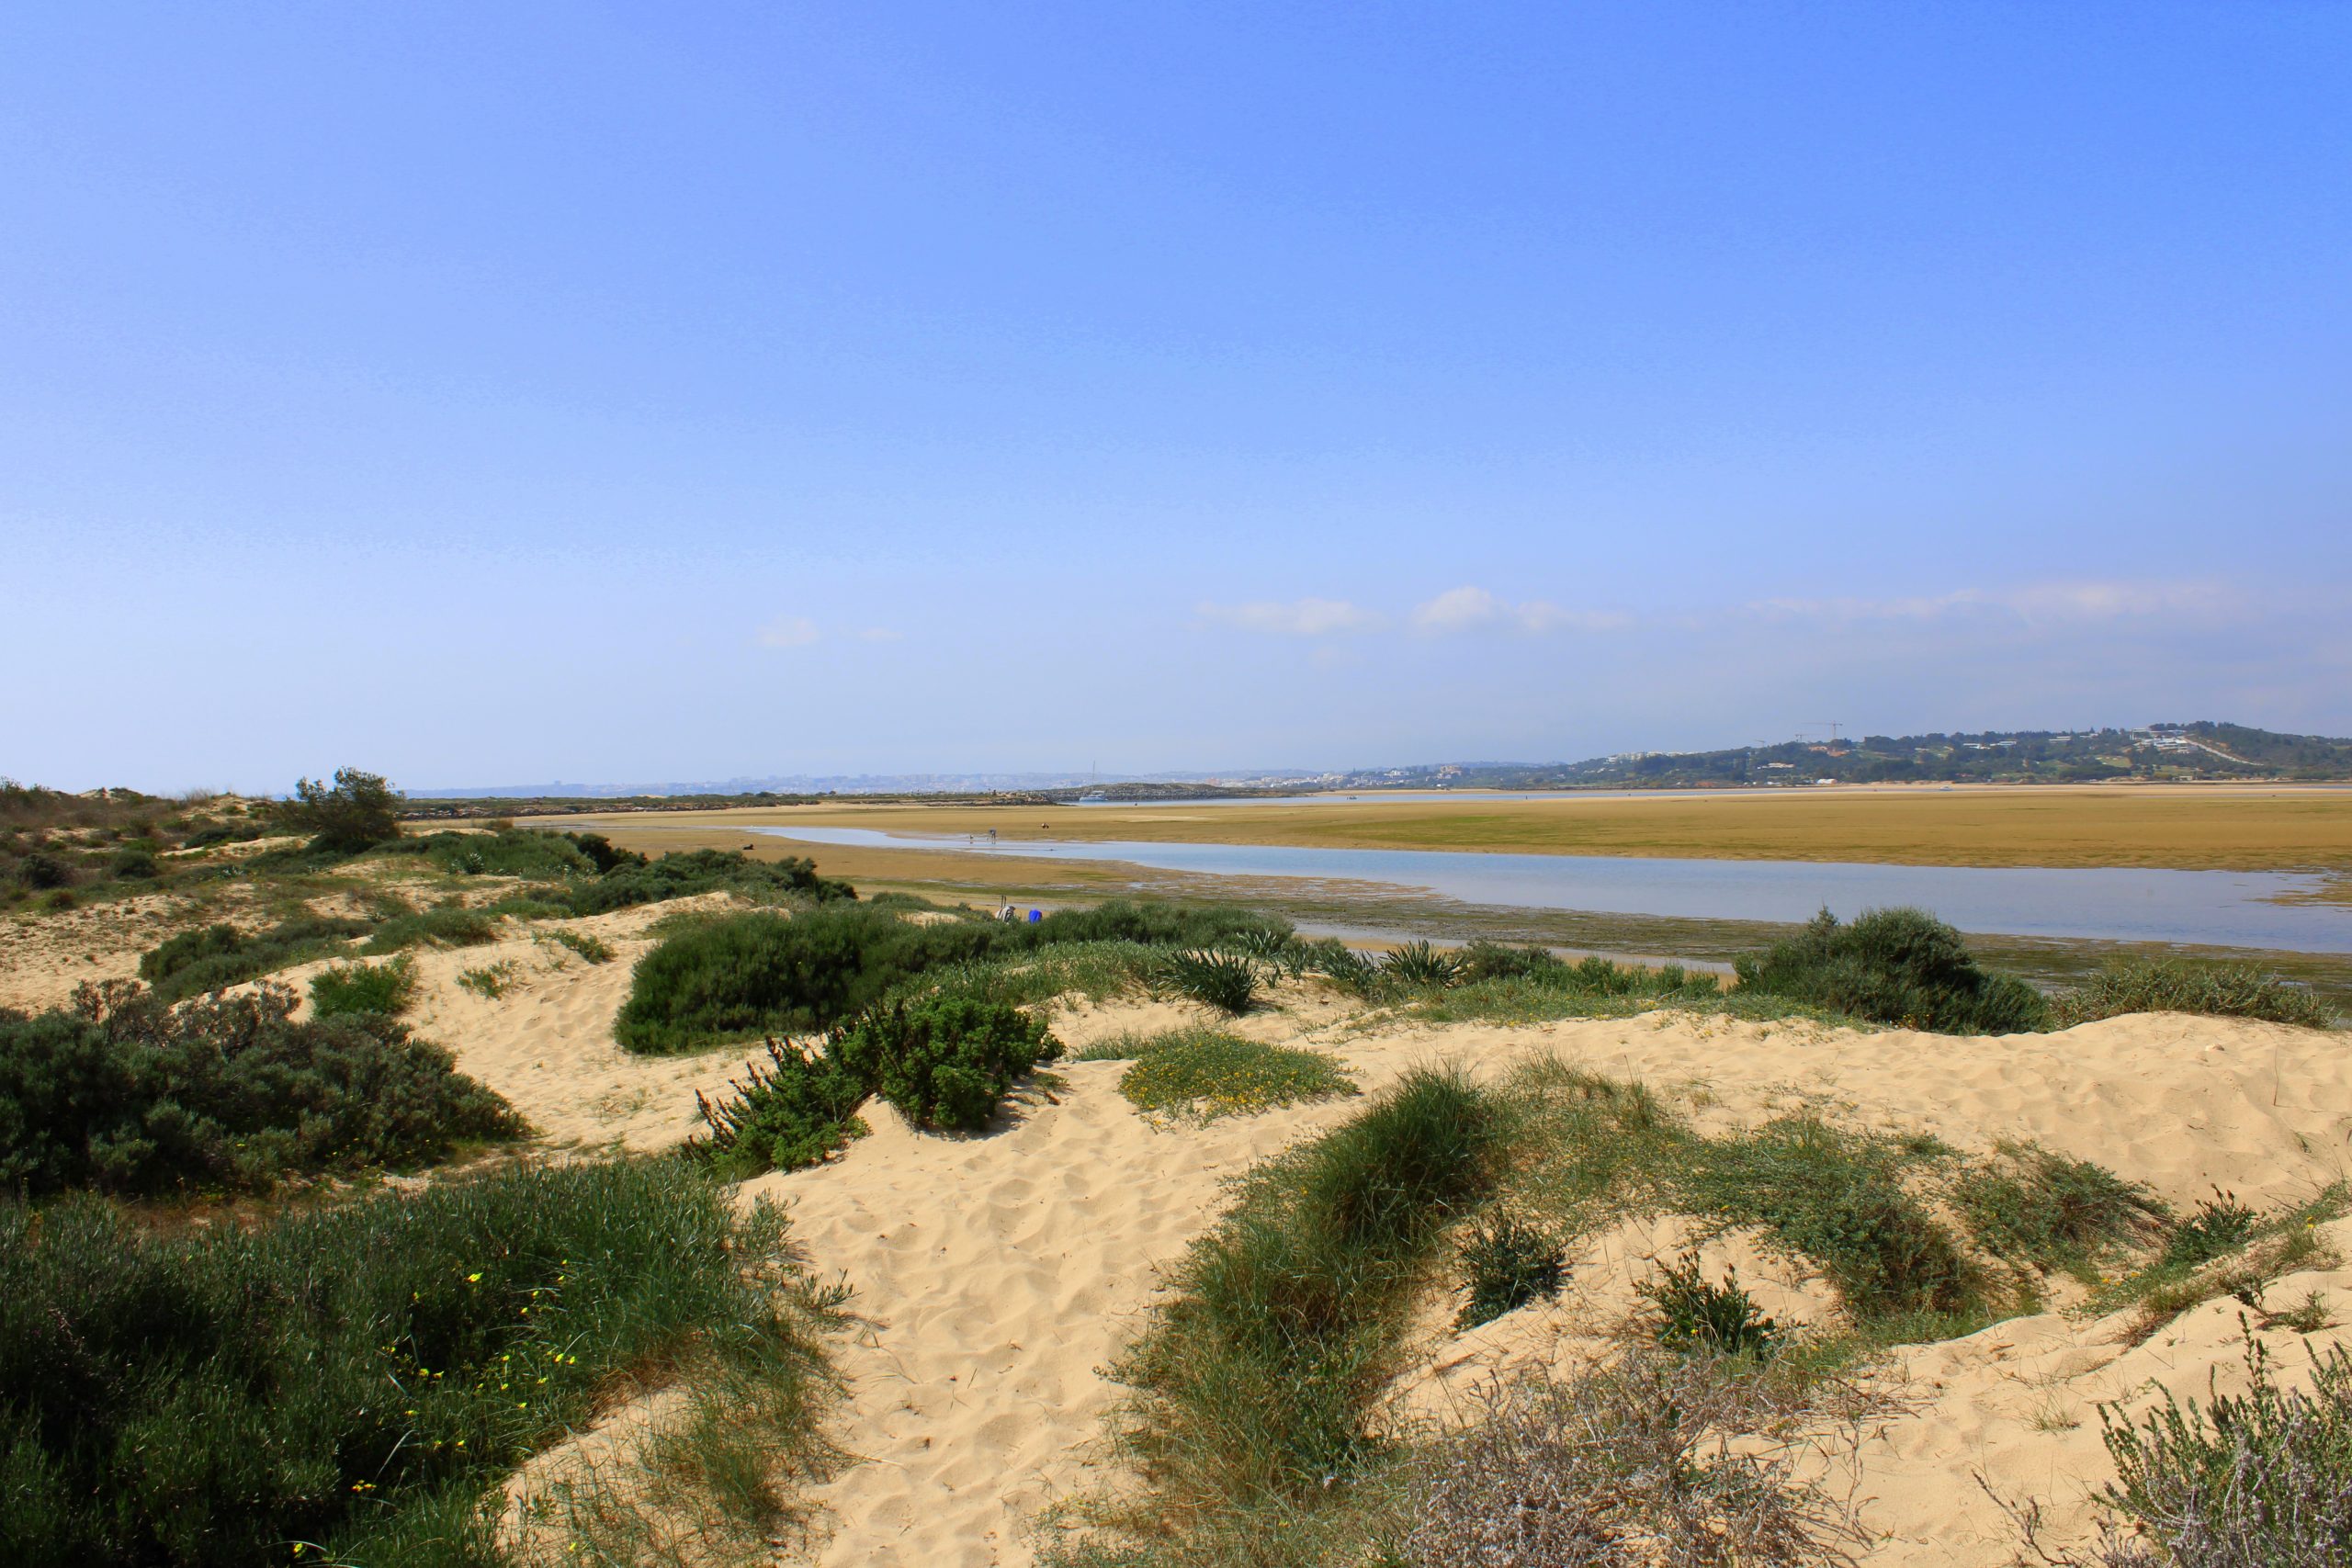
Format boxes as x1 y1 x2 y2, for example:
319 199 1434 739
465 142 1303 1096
1112 1029 1356 1122
311 954 418 1018
2052 955 2337 1030
0 1157 847 1568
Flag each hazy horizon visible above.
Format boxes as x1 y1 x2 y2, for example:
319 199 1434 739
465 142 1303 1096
7 5 2349 794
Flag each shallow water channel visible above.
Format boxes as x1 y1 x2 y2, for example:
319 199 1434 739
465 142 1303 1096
745 826 2352 954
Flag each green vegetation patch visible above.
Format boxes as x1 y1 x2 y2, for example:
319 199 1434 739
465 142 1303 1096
1951 1142 2167 1277
311 955 417 1019
1733 906 2051 1034
2053 955 2337 1030
1113 1029 1356 1122
139 915 373 1001
0 981 520 1197
0 1159 845 1568
362 904 504 953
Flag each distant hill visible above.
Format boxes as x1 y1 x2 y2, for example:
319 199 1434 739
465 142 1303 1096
1322 722 2352 791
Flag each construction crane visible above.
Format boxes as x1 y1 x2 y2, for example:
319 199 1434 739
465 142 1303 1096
1804 720 1845 745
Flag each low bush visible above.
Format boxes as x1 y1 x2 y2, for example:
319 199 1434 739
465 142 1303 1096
1734 906 2052 1033
1455 1213 1566 1328
277 766 403 852
1645 1252 1781 1359
362 904 503 953
2165 1189 2263 1269
566 849 854 917
1456 940 1566 983
615 908 1003 1054
310 955 416 1018
1114 1029 1356 1122
17 850 73 890
0 1158 843 1568
0 981 520 1196
1026 898 1290 952
831 996 1060 1131
1406 1353 1855 1568
456 960 518 1000
139 915 373 1000
1150 948 1263 1014
137 911 371 1001
691 1040 875 1179
2053 956 2337 1031
1953 1144 2167 1272
2087 1335 2352 1568
415 828 596 879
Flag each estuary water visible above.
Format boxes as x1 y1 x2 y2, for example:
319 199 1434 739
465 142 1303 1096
743 826 2352 953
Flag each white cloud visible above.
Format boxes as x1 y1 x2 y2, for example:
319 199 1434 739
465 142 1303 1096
1412 586 1624 636
1196 597 1384 637
1747 579 2235 626
754 615 821 649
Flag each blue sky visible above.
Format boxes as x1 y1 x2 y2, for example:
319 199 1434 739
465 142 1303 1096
5 3 2347 792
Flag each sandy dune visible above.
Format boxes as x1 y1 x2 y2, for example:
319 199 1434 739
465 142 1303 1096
11 895 2346 1565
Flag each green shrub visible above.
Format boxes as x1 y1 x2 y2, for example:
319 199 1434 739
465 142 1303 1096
17 851 71 890
139 915 372 1000
0 981 520 1196
455 960 518 1000
1027 898 1290 951
1151 948 1263 1014
1115 1030 1356 1122
566 849 854 917
1644 1252 1780 1359
1456 1213 1566 1328
1953 1144 2167 1271
0 1159 842 1568
1304 937 1383 995
1733 907 2052 1034
107 846 158 880
831 996 1061 1131
1457 940 1566 983
277 766 402 852
614 908 1004 1054
310 955 416 1018
2053 957 2337 1031
418 828 595 879
690 1040 874 1179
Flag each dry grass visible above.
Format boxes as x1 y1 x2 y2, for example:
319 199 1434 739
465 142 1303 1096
562 788 2352 873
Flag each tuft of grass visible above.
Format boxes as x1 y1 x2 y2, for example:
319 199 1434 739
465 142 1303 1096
2165 1188 2264 1269
1645 1251 1781 1359
1114 1029 1356 1122
1071 1070 1503 1552
1953 1143 2169 1276
543 927 615 964
1381 939 1464 989
0 1159 846 1568
1150 948 1263 1015
2053 956 2337 1031
456 960 519 1000
310 954 418 1019
1455 1213 1566 1329
362 904 503 953
1734 906 2052 1034
2086 1183 2348 1341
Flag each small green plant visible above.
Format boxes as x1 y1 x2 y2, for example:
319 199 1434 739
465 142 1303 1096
1456 1213 1567 1328
1152 947 1262 1014
1114 1029 1356 1122
547 927 616 964
360 903 502 953
457 959 519 999
831 996 1061 1132
310 955 416 1018
2165 1188 2263 1269
1645 1251 1781 1359
1383 939 1464 989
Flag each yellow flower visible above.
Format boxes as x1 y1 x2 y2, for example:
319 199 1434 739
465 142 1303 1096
467 1271 483 1283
